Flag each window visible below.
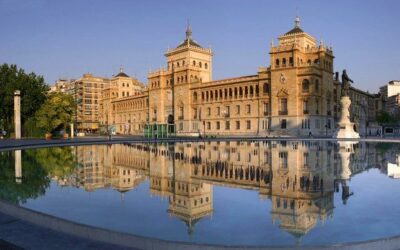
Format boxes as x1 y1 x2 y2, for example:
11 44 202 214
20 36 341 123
205 63 208 69
225 121 230 130
281 119 287 129
236 105 240 114
303 100 309 114
282 58 286 66
207 107 211 116
246 104 251 114
279 152 288 168
199 62 202 68
264 102 269 116
193 60 196 66
193 92 197 101
246 120 251 130
207 122 211 130
280 98 288 114
315 119 320 129
263 83 270 94
276 59 280 67
302 79 310 92
315 79 319 91
217 107 220 116
236 121 240 130
289 57 293 65
216 121 220 130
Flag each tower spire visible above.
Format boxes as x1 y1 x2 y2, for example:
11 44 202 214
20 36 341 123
295 16 300 28
186 20 192 40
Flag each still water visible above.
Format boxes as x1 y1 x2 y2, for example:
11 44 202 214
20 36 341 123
1 140 400 246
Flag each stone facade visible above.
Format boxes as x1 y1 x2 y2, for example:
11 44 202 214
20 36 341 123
54 17 383 136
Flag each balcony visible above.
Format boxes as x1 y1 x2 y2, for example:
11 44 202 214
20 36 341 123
263 111 269 116
279 110 288 115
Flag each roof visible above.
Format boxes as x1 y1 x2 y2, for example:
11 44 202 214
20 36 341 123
115 72 129 78
176 38 203 49
285 26 304 35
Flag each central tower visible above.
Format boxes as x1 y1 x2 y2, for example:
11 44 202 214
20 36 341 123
148 24 213 134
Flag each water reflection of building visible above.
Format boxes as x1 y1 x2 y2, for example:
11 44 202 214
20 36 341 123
67 140 385 238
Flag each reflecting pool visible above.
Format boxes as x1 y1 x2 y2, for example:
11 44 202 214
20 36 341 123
1 140 400 246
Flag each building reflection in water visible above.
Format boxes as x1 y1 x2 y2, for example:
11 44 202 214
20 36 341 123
27 140 395 239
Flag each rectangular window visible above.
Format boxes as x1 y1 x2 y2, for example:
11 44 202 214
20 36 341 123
264 102 269 116
246 104 251 114
207 107 211 116
225 121 230 130
236 105 240 114
281 119 287 129
236 121 240 130
303 152 309 167
279 152 288 169
207 122 211 130
280 98 288 115
217 107 220 116
246 120 251 130
303 100 309 114
216 121 220 130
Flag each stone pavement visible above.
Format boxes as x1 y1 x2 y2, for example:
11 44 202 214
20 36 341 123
0 211 137 250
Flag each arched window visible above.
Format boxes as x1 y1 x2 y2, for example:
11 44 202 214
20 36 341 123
239 87 243 96
250 86 254 96
307 59 311 65
206 91 209 101
210 91 213 100
199 62 202 68
215 90 218 100
177 62 180 67
201 92 204 100
219 89 223 98
275 59 280 66
182 60 185 66
234 87 238 98
224 89 228 99
193 60 196 66
282 58 286 66
205 63 208 69
229 88 232 98
302 79 310 93
245 86 248 96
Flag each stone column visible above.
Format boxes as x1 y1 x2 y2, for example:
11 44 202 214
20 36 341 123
14 90 21 139
15 150 22 184
70 123 74 138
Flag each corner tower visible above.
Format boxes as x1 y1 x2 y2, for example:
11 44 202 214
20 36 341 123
269 17 335 136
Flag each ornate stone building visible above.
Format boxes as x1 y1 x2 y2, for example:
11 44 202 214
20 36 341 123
52 17 379 136
103 18 340 136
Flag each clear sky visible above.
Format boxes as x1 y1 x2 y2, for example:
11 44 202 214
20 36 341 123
0 0 399 92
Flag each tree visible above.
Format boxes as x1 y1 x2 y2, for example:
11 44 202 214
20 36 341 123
35 92 76 134
0 64 49 134
376 111 398 125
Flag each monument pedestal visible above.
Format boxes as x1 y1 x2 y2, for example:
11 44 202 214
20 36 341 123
333 96 360 139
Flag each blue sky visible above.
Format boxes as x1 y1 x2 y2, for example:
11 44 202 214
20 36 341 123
0 0 399 92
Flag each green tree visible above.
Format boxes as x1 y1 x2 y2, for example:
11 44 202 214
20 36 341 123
0 64 49 134
376 111 398 125
35 92 76 134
